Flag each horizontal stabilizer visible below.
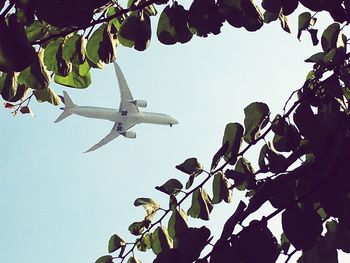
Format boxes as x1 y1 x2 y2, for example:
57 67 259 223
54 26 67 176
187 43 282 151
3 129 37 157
54 91 76 123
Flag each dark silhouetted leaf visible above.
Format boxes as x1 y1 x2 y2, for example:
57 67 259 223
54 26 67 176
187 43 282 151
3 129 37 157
321 23 341 52
211 141 229 171
175 226 211 262
156 179 183 195
176 157 203 176
282 204 322 250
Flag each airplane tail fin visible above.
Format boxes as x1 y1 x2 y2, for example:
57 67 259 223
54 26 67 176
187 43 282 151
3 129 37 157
54 91 76 123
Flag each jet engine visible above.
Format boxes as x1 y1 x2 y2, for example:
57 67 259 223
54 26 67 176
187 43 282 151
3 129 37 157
129 100 147 108
120 130 136 139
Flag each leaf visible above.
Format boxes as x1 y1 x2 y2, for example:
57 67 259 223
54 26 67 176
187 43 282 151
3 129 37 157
136 233 152 252
176 157 203 176
151 226 173 255
305 52 324 63
243 102 269 143
263 11 278 24
62 33 80 61
54 61 91 88
278 11 290 33
280 233 290 254
20 106 33 115
211 141 229 171
33 87 61 105
155 179 183 195
212 172 232 204
128 221 145 236
272 124 300 152
185 174 195 189
222 122 244 164
134 198 160 220
25 20 49 42
107 5 126 30
282 204 322 250
86 24 106 68
297 12 311 40
174 226 211 262
226 157 255 191
108 234 126 253
43 37 64 74
187 188 213 220
297 236 338 263
153 249 182 263
235 220 279 262
127 256 141 263
293 102 320 139
95 255 113 263
321 23 341 52
168 208 188 239
308 28 319 46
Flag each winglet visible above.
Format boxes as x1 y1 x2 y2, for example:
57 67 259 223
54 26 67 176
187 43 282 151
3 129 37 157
54 91 76 123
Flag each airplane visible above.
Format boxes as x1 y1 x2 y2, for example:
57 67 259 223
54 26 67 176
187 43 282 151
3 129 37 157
55 62 179 153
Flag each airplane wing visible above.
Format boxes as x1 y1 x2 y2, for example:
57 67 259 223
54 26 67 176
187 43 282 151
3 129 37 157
84 121 135 153
113 62 139 114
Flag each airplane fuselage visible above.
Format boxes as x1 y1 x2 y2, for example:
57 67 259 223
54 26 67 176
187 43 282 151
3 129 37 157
69 106 178 126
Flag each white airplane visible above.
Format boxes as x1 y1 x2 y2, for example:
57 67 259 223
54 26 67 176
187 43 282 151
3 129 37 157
55 62 179 153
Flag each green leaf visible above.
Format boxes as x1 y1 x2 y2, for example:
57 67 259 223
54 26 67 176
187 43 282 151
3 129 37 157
222 122 244 164
62 33 80 61
86 24 106 69
134 197 160 221
185 174 195 189
168 208 188 239
176 157 203 176
226 157 255 191
212 172 232 204
54 61 91 88
305 52 324 63
155 179 183 195
297 12 311 40
243 102 269 143
43 37 64 74
107 6 125 30
187 188 213 220
280 233 290 254
127 256 141 263
108 234 126 253
151 226 173 255
136 233 152 252
33 87 61 105
263 11 278 24
321 23 341 52
25 20 49 42
95 255 113 263
128 221 145 236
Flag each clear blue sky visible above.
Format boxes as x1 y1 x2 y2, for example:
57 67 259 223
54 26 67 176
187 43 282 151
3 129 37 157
1 10 349 263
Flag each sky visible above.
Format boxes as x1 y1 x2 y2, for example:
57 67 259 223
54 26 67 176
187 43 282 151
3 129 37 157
1 6 349 263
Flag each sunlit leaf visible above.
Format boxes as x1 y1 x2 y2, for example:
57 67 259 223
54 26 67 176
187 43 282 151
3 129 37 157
108 234 126 253
187 188 213 220
243 102 269 143
151 226 173 255
168 208 188 239
212 172 232 204
86 24 106 68
33 87 61 105
222 122 244 164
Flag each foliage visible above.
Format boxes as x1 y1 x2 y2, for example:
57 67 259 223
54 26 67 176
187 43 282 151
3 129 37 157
1 0 350 263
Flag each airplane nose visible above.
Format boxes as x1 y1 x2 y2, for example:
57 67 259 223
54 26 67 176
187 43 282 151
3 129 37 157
172 118 179 125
